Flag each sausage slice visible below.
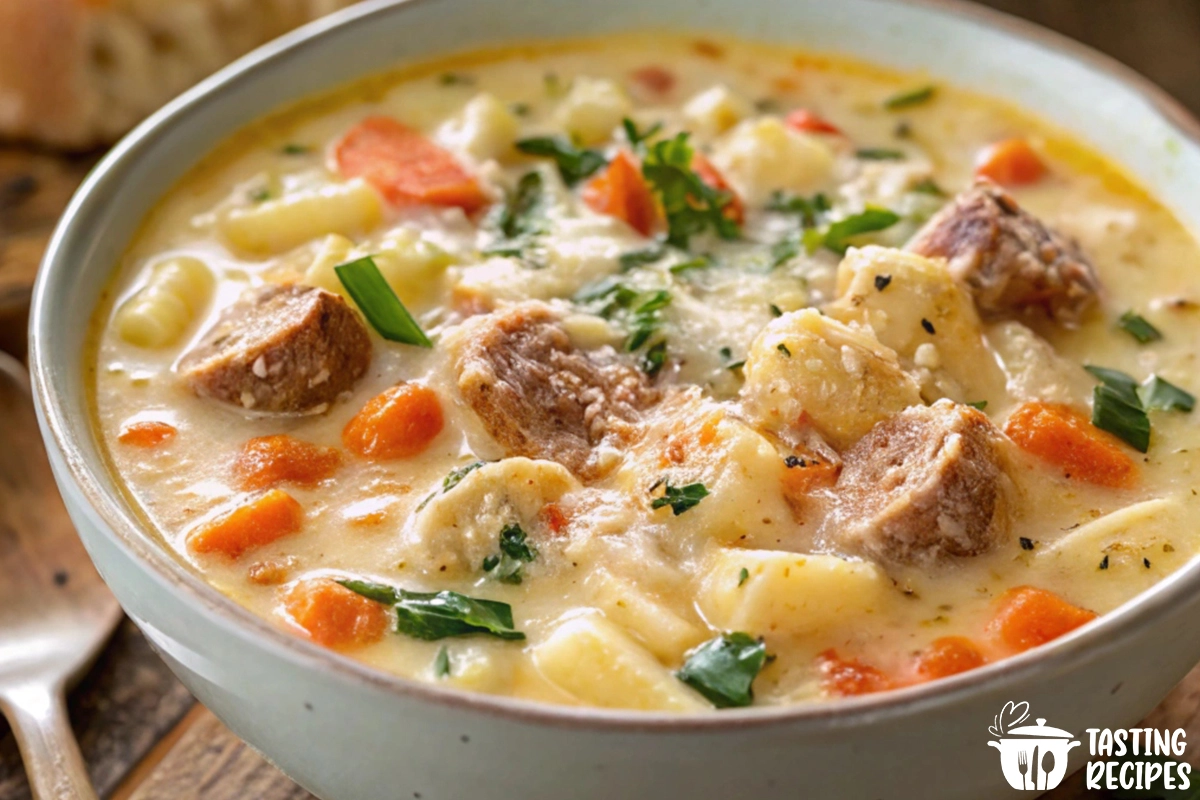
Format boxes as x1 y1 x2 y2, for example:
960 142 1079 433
453 302 659 479
906 182 1100 326
830 400 1011 565
179 284 372 414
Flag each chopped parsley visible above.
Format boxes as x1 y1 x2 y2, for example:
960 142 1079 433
769 304 783 317
641 132 741 248
737 568 750 587
650 480 709 515
676 633 768 708
777 343 792 357
439 72 475 86
769 234 802 268
573 279 672 354
334 257 432 346
434 646 451 678
640 340 668 376
855 148 906 161
248 187 271 203
622 117 663 151
765 191 830 227
1117 310 1162 344
416 460 486 511
482 523 538 585
626 290 672 351
911 177 947 197
720 347 746 372
883 85 936 110
280 143 312 155
482 171 548 258
967 400 989 411
337 580 525 641
619 245 667 272
821 208 902 254
515 137 607 186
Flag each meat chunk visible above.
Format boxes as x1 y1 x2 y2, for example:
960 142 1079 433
906 182 1100 326
829 400 1011 565
453 302 659 478
179 284 372 414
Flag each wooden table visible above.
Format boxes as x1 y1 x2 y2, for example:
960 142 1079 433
2 1 1200 797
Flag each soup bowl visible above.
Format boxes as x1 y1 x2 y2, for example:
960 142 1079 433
28 0 1200 797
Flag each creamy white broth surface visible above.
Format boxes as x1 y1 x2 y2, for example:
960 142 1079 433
92 34 1200 710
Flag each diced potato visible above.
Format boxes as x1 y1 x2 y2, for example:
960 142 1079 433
532 614 708 711
406 458 581 575
827 246 1007 404
115 255 214 348
713 117 834 204
682 84 751 137
698 548 888 638
985 320 1092 409
372 228 455 308
222 179 383 255
553 77 632 145
439 645 516 695
440 93 520 161
560 312 622 350
740 309 921 449
302 233 355 296
584 569 707 662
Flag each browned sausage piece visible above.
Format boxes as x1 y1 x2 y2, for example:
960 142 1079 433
906 181 1100 326
830 399 1011 565
454 302 659 479
179 284 372 414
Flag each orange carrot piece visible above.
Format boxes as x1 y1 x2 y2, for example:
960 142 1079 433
914 636 986 681
334 116 488 211
187 489 303 559
582 150 658 236
784 108 843 136
233 435 342 491
691 153 745 225
817 649 893 696
118 420 177 448
974 138 1047 186
343 382 444 460
630 65 676 95
780 451 840 509
284 578 389 650
1004 401 1138 488
540 502 570 536
988 586 1098 654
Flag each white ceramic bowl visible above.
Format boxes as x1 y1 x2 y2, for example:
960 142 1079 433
29 1 1200 797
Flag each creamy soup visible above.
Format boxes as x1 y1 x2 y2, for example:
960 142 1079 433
91 34 1200 711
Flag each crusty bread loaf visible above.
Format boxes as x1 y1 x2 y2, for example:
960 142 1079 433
0 0 360 149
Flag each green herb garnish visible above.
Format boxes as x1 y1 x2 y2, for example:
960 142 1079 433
515 136 607 186
434 646 451 678
669 255 713 275
415 460 487 511
338 580 525 641
911 178 947 196
642 132 740 248
280 143 312 156
883 85 936 110
482 523 538 585
640 340 668 376
967 400 988 411
334 257 431 346
822 208 902 254
619 246 667 272
439 72 474 86
1092 384 1151 453
510 102 532 117
1118 310 1163 344
737 568 750 587
1139 375 1196 412
765 191 830 227
650 480 709 515
622 117 663 151
676 633 768 708
248 187 271 203
626 290 672 351
856 148 906 161
777 343 792 357
483 171 547 258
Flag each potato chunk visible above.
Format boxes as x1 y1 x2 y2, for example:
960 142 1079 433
439 92 519 161
583 569 707 662
682 84 750 136
740 309 922 450
553 77 632 145
532 614 708 711
713 117 834 204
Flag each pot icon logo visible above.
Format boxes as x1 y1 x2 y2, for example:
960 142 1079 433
988 702 1080 791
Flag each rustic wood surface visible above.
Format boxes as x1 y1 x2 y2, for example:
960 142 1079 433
0 1 1199 798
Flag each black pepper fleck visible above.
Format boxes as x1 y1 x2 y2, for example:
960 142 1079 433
53 570 69 586
874 274 892 291
921 318 936 334
1144 557 1151 569
1099 555 1110 570
1019 537 1034 551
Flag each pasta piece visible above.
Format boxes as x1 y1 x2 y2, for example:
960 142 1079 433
222 179 383 255
532 614 708 711
583 569 707 663
554 77 632 145
114 255 214 348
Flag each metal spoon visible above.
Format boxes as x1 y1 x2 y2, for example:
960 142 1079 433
0 349 121 799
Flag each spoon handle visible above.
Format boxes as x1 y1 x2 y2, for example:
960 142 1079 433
0 681 99 800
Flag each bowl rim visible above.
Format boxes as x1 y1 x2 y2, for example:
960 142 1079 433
29 0 1200 732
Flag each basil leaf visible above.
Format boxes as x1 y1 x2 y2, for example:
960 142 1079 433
1118 310 1163 344
416 460 486 512
883 85 936 110
334 257 432 346
338 580 525 640
1084 365 1141 408
822 208 901 254
650 480 708 515
336 579 400 605
855 148 906 161
642 132 741 248
483 171 548 259
676 633 768 708
1139 376 1196 412
482 523 538 585
640 340 668 376
1093 384 1150 453
515 136 607 185
434 646 451 678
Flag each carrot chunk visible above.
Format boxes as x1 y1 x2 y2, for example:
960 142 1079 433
1004 401 1138 488
118 420 177 448
817 649 893 696
974 138 1047 186
780 451 840 509
187 489 304 559
630 65 676 95
988 586 1098 653
582 150 658 236
284 578 389 650
540 502 570 535
234 435 341 491
343 382 444 460
914 636 986 681
784 108 843 136
691 153 745 225
334 116 488 211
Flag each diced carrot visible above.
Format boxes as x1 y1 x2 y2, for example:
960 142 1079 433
582 150 658 236
974 138 1047 186
988 586 1098 654
780 451 840 510
1004 401 1138 488
118 420 177 448
817 649 893 696
334 116 488 211
630 65 676 95
691 153 745 225
233 435 341 491
283 578 389 650
914 636 986 681
343 382 444 460
784 108 843 136
540 502 570 535
187 489 304 559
